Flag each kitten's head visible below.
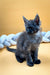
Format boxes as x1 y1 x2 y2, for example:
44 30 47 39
23 14 41 34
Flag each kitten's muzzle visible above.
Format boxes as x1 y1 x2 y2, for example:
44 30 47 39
26 27 39 34
34 29 39 33
33 28 39 33
27 29 33 34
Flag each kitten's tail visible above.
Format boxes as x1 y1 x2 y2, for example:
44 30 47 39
6 46 16 53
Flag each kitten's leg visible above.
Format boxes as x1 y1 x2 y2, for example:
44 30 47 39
32 49 41 64
23 42 34 66
15 55 25 63
15 51 25 63
25 52 34 67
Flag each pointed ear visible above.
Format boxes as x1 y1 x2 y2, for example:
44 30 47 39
23 16 28 24
34 14 40 25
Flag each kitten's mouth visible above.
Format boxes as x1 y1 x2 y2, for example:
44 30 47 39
27 32 34 34
34 31 38 33
34 29 39 33
27 29 39 34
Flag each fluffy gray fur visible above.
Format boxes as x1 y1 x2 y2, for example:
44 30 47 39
6 14 42 67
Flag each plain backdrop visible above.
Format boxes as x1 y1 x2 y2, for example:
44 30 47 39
0 0 50 35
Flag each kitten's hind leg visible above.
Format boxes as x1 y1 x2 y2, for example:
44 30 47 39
15 53 25 63
16 55 25 63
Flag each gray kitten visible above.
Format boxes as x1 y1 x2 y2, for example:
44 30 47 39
6 14 42 67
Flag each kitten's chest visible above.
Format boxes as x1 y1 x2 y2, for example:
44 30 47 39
29 33 41 43
28 31 42 48
30 37 40 49
30 36 40 45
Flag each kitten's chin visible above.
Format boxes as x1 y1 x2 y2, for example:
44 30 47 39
27 32 33 35
26 30 39 35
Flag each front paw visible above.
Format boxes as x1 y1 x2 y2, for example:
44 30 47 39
27 61 34 67
34 59 41 64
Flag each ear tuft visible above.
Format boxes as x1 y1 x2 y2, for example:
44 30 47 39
23 16 25 20
34 14 40 25
23 16 28 23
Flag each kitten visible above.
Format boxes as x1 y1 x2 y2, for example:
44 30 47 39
6 14 42 67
